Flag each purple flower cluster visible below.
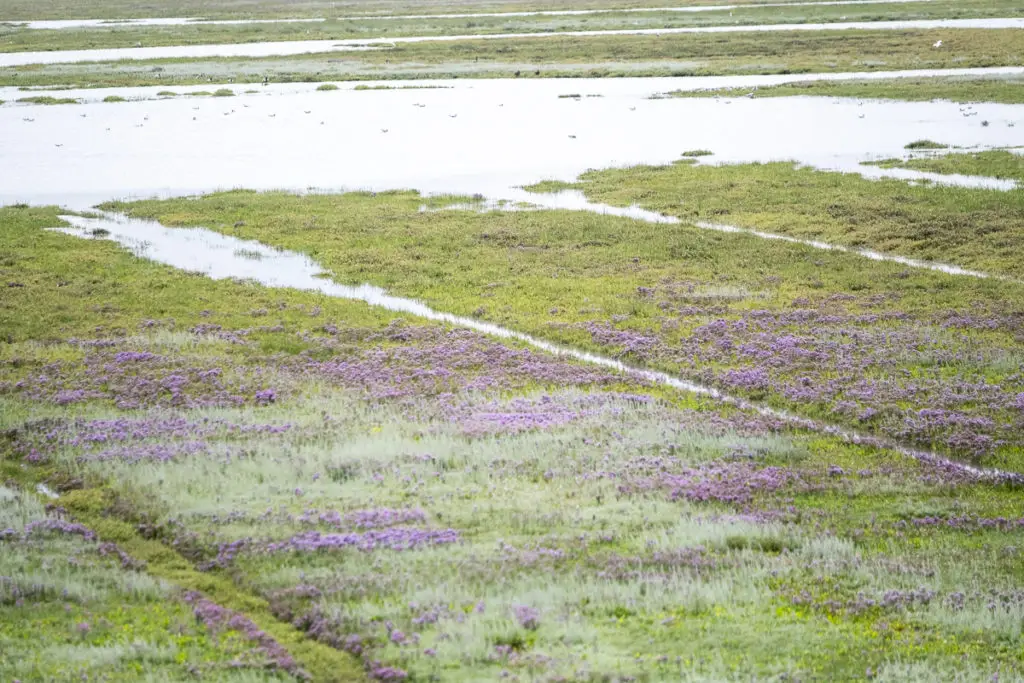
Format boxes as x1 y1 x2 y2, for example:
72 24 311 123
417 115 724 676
184 591 308 678
512 605 541 630
790 587 937 616
304 325 623 400
571 288 1024 459
291 610 410 681
620 461 803 506
264 528 460 554
97 542 147 570
336 508 427 529
902 515 1024 531
7 352 266 410
17 518 96 542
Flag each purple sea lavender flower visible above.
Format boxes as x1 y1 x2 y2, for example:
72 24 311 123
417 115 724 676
184 592 308 678
369 663 408 681
513 605 541 630
255 388 277 405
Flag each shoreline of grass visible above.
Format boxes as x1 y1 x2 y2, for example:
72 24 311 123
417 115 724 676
668 74 1024 103
862 149 1024 182
3 27 1024 89
99 182 1024 469
3 0 1024 54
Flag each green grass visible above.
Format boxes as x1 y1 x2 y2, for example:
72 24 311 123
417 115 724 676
4 27 1024 89
102 185 1024 468
316 83 339 91
212 87 235 96
681 149 713 157
102 94 126 102
0 206 401 343
0 0 855 21
524 160 1024 277
864 149 1024 182
0 486 299 682
2 0 1022 53
3 196 1024 680
904 139 948 150
16 95 79 104
670 74 1024 104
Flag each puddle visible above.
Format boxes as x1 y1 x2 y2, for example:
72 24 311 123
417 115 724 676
3 74 1020 210
10 18 326 30
52 212 1023 485
3 17 1023 67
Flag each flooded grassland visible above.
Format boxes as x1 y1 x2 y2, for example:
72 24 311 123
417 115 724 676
2 3 1024 681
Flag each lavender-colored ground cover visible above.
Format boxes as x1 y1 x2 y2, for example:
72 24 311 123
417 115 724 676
5 309 1022 681
566 287 1024 461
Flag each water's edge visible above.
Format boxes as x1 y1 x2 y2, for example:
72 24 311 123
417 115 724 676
52 212 1024 485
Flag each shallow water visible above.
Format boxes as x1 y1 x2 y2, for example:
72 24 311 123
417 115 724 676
10 18 326 30
2 74 1020 209
52 213 1023 484
3 17 1023 66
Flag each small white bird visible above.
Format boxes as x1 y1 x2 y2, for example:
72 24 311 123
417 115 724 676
629 106 636 111
55 143 63 147
448 113 458 118
933 40 943 48
381 128 389 133
80 113 87 118
22 117 34 122
268 113 276 118
304 110 311 114
568 134 576 139
858 114 865 119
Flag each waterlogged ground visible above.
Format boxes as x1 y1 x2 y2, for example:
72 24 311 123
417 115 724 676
2 27 1024 88
104 186 1024 468
3 206 1024 682
3 0 1024 678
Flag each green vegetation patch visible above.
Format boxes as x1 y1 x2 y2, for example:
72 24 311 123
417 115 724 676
3 28 1024 90
17 95 79 105
864 149 1024 183
904 139 948 150
105 184 1024 469
670 75 1024 104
